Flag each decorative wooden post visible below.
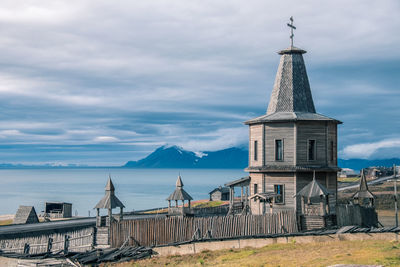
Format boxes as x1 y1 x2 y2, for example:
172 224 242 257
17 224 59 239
47 237 53 253
320 196 325 216
64 235 69 254
120 207 123 221
301 196 305 214
23 243 30 254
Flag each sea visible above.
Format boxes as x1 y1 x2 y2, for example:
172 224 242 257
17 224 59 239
0 168 246 216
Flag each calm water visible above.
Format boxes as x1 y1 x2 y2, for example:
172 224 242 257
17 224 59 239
0 168 246 216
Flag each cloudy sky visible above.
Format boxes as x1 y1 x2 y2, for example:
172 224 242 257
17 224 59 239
0 0 399 165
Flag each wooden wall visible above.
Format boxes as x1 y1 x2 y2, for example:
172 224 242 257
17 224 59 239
0 226 94 254
249 124 263 167
110 211 298 247
264 123 294 165
249 173 263 214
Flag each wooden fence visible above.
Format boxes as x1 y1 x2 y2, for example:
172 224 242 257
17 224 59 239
0 226 94 254
110 211 298 247
336 204 378 227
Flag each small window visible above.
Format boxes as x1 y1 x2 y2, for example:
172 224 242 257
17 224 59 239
308 140 316 161
274 184 284 204
330 141 334 161
253 184 258 195
254 140 258 161
275 139 283 161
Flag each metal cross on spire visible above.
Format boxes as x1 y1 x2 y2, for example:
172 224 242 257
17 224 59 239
287 16 296 47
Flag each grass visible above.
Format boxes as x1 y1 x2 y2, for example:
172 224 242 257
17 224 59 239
338 176 360 183
0 219 13 226
192 201 227 208
102 240 400 267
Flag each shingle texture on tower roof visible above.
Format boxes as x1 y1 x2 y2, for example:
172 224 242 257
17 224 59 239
267 46 315 115
245 45 341 125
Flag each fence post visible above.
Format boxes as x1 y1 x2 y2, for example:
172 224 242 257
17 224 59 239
47 237 53 253
23 243 30 254
64 235 70 254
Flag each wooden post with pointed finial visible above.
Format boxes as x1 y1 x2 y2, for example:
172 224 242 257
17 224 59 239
394 164 398 227
287 16 296 47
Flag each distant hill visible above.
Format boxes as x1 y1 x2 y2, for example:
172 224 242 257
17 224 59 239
124 145 248 169
338 158 400 171
124 145 400 170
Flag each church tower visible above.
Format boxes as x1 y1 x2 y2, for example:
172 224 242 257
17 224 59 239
245 19 342 215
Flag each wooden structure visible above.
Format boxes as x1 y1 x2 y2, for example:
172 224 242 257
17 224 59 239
296 172 335 229
166 175 193 216
94 176 125 248
110 211 297 247
14 206 39 224
0 221 95 254
209 186 230 201
45 202 72 218
352 170 375 207
225 176 250 215
249 192 279 215
336 204 378 228
244 22 341 217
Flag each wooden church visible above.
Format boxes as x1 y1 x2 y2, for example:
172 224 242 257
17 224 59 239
245 20 342 219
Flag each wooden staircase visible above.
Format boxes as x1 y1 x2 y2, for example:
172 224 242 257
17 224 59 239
300 215 335 231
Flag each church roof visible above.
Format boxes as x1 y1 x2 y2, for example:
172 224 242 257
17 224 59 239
167 175 193 201
14 206 39 224
352 170 375 199
245 112 341 125
176 175 183 187
296 173 332 198
245 45 341 125
105 176 115 191
267 46 315 115
94 177 125 209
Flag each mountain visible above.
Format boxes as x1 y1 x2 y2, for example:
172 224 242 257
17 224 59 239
123 145 248 169
338 158 400 171
124 145 198 168
124 145 400 170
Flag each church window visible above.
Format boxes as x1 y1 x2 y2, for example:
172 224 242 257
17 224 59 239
275 139 283 161
308 139 316 161
274 184 284 204
254 140 258 161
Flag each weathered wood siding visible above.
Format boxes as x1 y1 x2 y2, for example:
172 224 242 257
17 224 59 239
110 211 298 247
296 121 327 165
249 124 263 167
0 226 94 254
264 122 295 165
327 122 338 167
336 205 378 227
265 173 295 211
210 191 222 201
249 173 263 214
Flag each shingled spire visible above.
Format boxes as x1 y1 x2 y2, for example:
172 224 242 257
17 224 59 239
266 46 316 115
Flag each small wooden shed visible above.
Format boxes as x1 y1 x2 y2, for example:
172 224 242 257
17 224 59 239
209 186 230 201
14 206 39 224
45 202 72 218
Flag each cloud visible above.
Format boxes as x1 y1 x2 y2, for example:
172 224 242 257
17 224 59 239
341 138 400 159
93 136 119 142
0 0 399 164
